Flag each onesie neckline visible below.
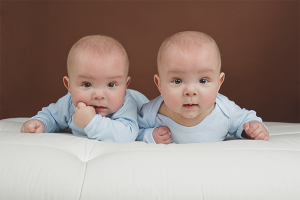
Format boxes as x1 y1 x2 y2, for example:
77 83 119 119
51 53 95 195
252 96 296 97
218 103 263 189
156 96 218 133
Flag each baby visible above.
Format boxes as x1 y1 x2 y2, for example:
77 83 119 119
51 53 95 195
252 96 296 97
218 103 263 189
21 35 148 142
137 31 269 144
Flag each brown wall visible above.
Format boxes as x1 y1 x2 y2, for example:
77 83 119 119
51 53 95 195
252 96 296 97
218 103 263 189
1 1 299 122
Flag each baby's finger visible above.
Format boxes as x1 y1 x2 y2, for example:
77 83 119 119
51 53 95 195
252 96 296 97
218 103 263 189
248 127 262 139
27 123 37 133
35 124 45 133
156 127 169 136
263 134 269 141
245 122 258 136
161 138 172 144
254 131 268 140
77 102 86 108
243 123 249 132
160 133 171 141
159 126 169 132
21 121 29 132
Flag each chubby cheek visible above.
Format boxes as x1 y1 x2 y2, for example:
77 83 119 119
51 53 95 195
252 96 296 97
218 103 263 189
108 90 126 112
161 86 182 111
70 89 90 106
200 89 218 108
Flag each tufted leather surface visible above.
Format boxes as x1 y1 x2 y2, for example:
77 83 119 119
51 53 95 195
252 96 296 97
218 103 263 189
0 118 300 199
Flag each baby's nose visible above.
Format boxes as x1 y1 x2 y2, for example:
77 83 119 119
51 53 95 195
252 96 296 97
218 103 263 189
185 91 197 96
92 90 105 100
184 86 197 96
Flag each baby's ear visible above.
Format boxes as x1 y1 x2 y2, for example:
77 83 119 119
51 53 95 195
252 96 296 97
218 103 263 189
154 74 162 95
126 76 131 87
63 76 71 93
218 72 225 91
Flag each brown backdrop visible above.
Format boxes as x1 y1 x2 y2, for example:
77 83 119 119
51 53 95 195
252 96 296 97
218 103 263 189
1 1 299 122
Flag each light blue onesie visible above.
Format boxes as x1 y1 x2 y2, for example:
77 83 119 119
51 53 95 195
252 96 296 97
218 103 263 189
32 89 149 143
137 93 265 144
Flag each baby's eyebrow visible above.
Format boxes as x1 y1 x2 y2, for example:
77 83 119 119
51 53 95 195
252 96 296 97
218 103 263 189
77 75 91 79
167 68 214 75
107 75 123 80
198 68 214 73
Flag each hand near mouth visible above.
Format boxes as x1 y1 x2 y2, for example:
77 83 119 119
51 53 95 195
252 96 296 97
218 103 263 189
73 102 96 129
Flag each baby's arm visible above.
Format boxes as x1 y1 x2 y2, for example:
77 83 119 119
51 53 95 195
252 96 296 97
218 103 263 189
243 121 269 141
21 119 45 133
22 93 71 133
78 93 141 143
220 94 268 140
137 99 171 144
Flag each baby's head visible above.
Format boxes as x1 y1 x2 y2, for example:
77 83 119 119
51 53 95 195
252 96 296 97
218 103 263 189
155 31 225 124
63 35 130 117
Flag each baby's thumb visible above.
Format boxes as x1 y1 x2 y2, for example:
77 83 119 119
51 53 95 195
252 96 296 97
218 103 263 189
243 123 249 132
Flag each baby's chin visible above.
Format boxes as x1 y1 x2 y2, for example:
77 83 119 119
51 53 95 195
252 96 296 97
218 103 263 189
180 113 201 119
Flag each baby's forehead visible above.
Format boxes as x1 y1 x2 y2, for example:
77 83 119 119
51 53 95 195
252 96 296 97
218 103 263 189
165 43 218 58
160 44 220 68
158 32 221 73
68 44 129 75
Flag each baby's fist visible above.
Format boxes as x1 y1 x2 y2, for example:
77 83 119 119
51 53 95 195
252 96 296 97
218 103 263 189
243 121 269 141
21 119 45 133
153 126 171 144
73 102 96 129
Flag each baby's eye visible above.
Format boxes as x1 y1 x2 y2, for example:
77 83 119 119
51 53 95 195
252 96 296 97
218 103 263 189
173 79 182 84
199 79 208 84
83 82 91 88
108 83 116 88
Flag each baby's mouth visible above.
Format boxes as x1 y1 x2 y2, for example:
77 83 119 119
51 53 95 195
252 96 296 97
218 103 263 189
94 106 107 111
183 104 198 109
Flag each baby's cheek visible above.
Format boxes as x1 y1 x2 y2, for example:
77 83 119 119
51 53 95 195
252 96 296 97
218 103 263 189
71 91 90 107
111 95 125 112
164 92 181 110
204 91 218 105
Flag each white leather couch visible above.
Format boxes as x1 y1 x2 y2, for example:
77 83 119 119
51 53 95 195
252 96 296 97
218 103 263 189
1 118 300 200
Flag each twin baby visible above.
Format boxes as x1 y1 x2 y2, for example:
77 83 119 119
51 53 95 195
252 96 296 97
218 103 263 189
21 31 269 144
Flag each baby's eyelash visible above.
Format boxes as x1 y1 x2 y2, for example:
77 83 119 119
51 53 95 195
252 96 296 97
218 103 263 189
83 82 92 87
199 79 208 84
107 82 116 88
173 79 182 84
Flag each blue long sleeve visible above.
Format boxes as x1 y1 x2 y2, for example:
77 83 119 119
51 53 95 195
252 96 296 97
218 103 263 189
84 92 142 143
31 89 149 143
137 94 266 144
137 97 161 143
217 94 264 138
31 93 72 133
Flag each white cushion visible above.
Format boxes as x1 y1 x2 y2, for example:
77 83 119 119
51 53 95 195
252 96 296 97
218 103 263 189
0 118 300 199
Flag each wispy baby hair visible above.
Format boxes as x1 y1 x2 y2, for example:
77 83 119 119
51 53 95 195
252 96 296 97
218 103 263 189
67 35 129 74
157 31 221 70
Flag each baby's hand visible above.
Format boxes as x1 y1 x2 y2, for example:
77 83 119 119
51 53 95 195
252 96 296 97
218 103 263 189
243 121 269 141
21 119 45 133
73 102 96 129
153 126 171 144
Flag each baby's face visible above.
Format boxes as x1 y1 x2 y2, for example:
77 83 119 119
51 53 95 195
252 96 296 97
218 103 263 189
156 46 224 121
65 53 129 117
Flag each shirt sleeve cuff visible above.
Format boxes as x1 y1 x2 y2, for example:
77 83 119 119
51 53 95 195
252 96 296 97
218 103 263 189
84 114 102 135
143 127 157 143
